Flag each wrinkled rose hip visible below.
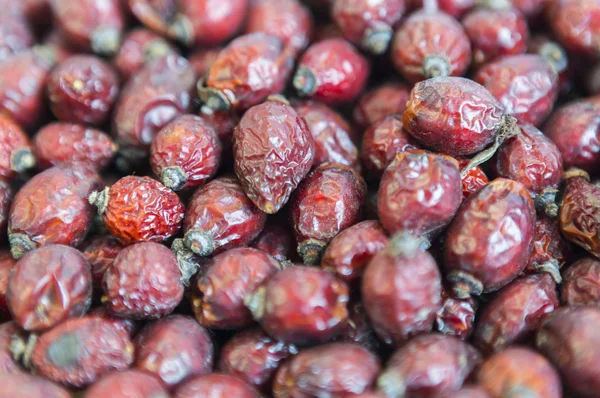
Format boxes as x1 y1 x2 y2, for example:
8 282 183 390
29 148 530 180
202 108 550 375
458 158 489 199
435 289 478 340
173 373 259 398
549 0 600 58
251 222 295 262
561 258 600 305
0 13 33 62
84 370 169 398
0 114 35 180
525 215 570 281
353 82 411 129
80 235 124 288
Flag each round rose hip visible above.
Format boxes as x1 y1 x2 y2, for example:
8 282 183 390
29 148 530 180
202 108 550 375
0 114 35 180
0 373 70 398
80 235 124 288
561 258 600 305
354 82 412 129
174 374 259 398
88 306 139 338
458 158 489 199
549 0 600 58
84 370 169 398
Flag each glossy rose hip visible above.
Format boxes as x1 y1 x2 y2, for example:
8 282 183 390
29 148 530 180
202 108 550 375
0 114 35 180
549 0 600 58
458 158 488 199
0 14 33 62
353 82 411 129
173 374 259 398
561 258 600 305
0 181 12 241
84 370 169 398
80 235 124 287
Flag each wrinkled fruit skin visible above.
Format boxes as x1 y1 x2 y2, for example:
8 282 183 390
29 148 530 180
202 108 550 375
134 315 214 388
444 178 536 296
84 370 169 398
0 181 12 240
362 234 442 345
353 82 411 129
0 252 15 319
275 344 380 398
102 242 185 319
550 0 600 58
234 100 315 214
251 223 295 262
403 77 504 156
378 151 462 238
525 215 570 277
0 114 33 180
173 373 259 398
79 235 124 288
0 373 70 398
477 347 561 398
0 321 25 374
436 289 477 340
377 334 481 398
561 257 600 305
458 158 488 199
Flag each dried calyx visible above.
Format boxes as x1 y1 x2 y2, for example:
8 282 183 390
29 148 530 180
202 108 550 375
171 238 199 286
88 187 110 215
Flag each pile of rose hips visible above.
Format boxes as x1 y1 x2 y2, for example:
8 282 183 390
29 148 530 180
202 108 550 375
1 0 600 396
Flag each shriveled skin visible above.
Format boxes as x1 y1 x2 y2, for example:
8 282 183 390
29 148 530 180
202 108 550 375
100 176 184 245
436 289 477 340
0 180 12 240
321 220 388 284
150 114 222 190
294 102 359 170
184 177 266 254
0 373 70 398
0 13 33 62
458 158 488 199
463 8 529 68
477 348 561 398
174 374 260 398
0 322 26 374
80 235 124 287
246 0 313 56
31 316 134 388
114 54 195 150
560 175 600 257
192 247 280 329
474 274 558 354
361 115 420 178
176 0 248 46
47 55 119 125
391 10 471 83
8 166 101 251
134 315 213 388
550 0 600 58
7 245 92 332
377 335 481 397
33 122 117 171
0 114 30 179
525 216 570 276
219 327 297 391
403 77 504 156
561 258 600 305
114 28 176 81
353 82 411 129
234 101 315 214
251 223 295 262
0 251 15 319
205 33 294 110
475 55 559 127
273 343 380 398
102 242 184 319
84 370 169 398
127 0 178 38
444 178 536 293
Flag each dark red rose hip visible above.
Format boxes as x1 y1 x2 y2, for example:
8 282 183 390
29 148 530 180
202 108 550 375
0 373 70 398
561 258 600 305
173 373 259 398
0 114 35 180
436 289 478 340
549 0 600 58
80 235 124 288
525 215 570 281
353 82 411 129
84 370 169 398
251 222 295 262
458 158 488 199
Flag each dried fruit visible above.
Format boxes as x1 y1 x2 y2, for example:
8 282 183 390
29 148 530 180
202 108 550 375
126 0 178 39
0 373 70 398
173 374 259 398
457 158 488 199
353 82 411 129
0 114 35 180
80 235 124 288
435 289 477 340
549 0 600 58
84 370 169 398
0 251 15 319
251 222 295 262
0 321 25 374
0 14 33 62
525 215 570 280
561 258 600 305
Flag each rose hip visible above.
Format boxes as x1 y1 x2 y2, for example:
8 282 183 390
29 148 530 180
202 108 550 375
0 14 33 62
251 223 295 262
549 0 600 58
528 35 570 91
84 370 169 398
477 347 561 398
199 33 293 112
88 306 139 338
102 242 186 319
362 232 442 345
458 158 489 199
436 289 478 340
219 327 297 392
0 373 70 398
173 374 259 398
0 252 15 319
126 0 180 38
293 38 370 105
192 247 281 329
561 258 600 305
246 265 349 344
274 343 380 397
377 335 481 397
89 176 184 245
474 55 559 126
8 165 101 259
444 178 536 297
291 163 366 264
188 46 221 78
391 10 471 83
353 82 411 129
32 122 117 171
0 114 35 180
234 100 315 214
0 321 25 374
150 114 221 191
526 215 570 281
80 235 124 287
114 30 176 83
0 181 12 241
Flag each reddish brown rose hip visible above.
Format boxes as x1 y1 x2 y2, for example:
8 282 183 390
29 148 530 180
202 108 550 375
80 235 124 288
436 289 478 340
274 343 380 397
90 176 184 245
84 370 169 398
444 178 536 297
234 100 315 214
391 10 471 83
458 158 489 199
0 321 25 374
0 114 35 180
353 82 411 129
293 38 370 105
0 373 70 398
32 122 117 171
192 247 281 329
291 163 366 264
525 215 570 280
8 165 101 259
377 334 481 398
173 374 259 398
251 222 295 262
246 265 349 344
549 0 600 58
0 13 33 62
561 258 600 305
0 252 15 319
362 233 442 345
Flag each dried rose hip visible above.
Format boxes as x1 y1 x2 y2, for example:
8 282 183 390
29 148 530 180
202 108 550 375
0 321 25 374
0 252 15 319
84 370 169 398
90 176 184 245
251 223 295 262
7 245 91 332
192 247 281 329
391 10 471 83
377 334 481 397
362 233 442 345
537 306 600 396
378 151 462 238
199 33 293 112
444 178 536 297
525 215 570 280
458 158 488 199
353 82 411 129
134 315 214 388
0 181 12 240
188 46 221 78
561 258 600 305
0 14 33 62
474 55 559 126
0 114 35 180
435 288 477 340
173 374 259 398
80 235 124 287
293 38 370 105
0 373 70 398
477 347 561 398
291 163 366 264
102 242 186 319
549 0 600 58
181 177 266 257
559 169 600 257
219 327 297 392
50 0 124 55
246 265 349 344
32 122 117 171
8 165 101 259
332 0 404 54
274 343 380 397
234 100 315 214
126 0 178 38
